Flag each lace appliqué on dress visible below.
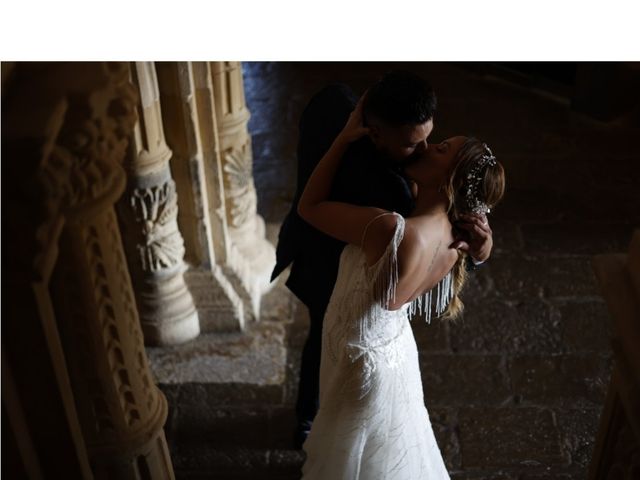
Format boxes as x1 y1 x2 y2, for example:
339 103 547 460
301 211 452 479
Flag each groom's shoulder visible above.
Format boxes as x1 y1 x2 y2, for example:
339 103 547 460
336 139 383 182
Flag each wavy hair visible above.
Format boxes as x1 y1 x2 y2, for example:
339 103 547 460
440 137 506 321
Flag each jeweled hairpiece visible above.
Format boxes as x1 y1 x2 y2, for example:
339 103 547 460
463 143 497 215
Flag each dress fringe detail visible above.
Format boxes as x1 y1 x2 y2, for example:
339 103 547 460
366 212 455 324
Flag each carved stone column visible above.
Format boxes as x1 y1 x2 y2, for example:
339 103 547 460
210 61 276 320
155 61 245 331
117 62 200 345
589 231 640 479
3 62 174 479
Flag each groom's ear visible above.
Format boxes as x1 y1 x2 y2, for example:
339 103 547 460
363 112 382 140
368 124 381 141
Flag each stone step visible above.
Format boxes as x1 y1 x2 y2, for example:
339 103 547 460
161 389 297 450
159 383 304 478
162 397 603 478
171 444 304 480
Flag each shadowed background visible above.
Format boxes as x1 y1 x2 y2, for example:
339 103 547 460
222 62 638 479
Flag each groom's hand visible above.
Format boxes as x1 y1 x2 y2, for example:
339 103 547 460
450 213 493 263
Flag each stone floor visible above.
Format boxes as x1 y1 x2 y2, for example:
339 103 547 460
152 62 639 479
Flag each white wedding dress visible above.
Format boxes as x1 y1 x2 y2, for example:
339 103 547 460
301 212 451 480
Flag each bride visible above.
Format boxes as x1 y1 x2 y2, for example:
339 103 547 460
297 95 505 479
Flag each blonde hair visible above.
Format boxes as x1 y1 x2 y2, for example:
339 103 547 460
440 137 506 321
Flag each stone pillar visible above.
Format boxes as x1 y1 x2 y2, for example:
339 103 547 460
155 61 245 331
210 61 276 320
52 206 174 480
589 231 640 479
117 62 199 345
3 62 175 479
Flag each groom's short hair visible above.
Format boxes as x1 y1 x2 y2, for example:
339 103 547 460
364 70 437 127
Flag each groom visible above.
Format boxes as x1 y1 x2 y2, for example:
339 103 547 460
270 70 494 448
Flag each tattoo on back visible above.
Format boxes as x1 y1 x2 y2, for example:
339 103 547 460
428 240 442 272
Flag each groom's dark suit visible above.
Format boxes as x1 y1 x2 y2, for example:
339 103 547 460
270 84 415 430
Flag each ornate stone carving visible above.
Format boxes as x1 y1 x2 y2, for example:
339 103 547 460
18 63 138 281
86 221 142 427
118 62 199 346
210 61 276 320
128 178 184 272
223 146 258 228
3 62 175 478
589 231 640 479
154 61 247 332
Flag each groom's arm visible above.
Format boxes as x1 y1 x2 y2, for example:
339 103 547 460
329 142 376 204
331 146 415 217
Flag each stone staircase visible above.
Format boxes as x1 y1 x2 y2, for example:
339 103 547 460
143 62 639 479
148 258 616 479
147 275 307 479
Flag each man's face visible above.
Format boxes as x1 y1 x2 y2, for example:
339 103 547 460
370 119 434 163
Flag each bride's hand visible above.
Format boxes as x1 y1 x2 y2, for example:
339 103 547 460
336 93 370 144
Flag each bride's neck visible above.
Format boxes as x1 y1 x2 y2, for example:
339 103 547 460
409 185 449 219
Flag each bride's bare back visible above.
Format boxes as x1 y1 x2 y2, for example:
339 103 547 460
362 211 459 311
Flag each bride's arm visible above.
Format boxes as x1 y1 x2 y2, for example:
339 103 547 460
297 96 391 247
